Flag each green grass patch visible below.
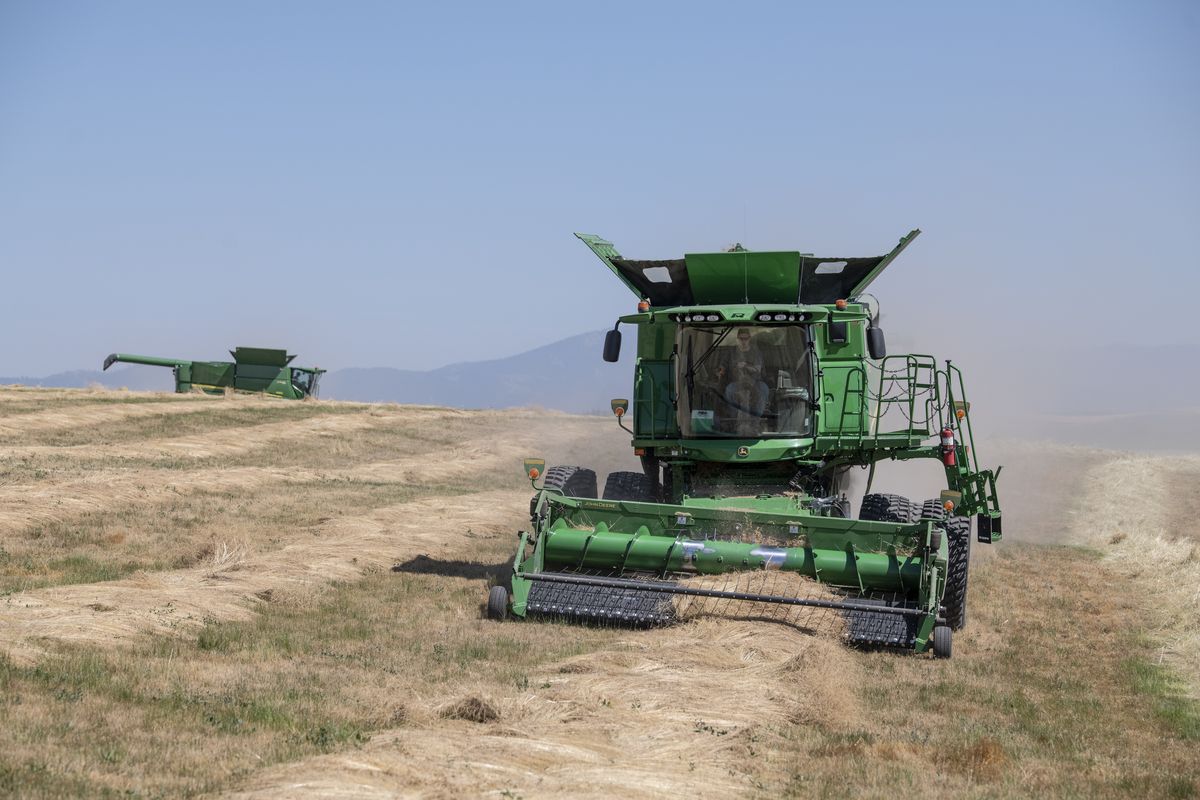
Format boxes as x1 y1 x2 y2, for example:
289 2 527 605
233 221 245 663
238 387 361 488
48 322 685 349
1124 655 1200 740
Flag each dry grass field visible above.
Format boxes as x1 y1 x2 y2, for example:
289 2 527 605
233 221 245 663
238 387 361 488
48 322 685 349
0 386 1197 799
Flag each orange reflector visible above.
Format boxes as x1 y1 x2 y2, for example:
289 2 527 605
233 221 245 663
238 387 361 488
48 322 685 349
835 299 847 310
528 468 540 480
955 408 966 420
634 448 646 456
943 500 955 512
613 406 625 417
637 299 650 312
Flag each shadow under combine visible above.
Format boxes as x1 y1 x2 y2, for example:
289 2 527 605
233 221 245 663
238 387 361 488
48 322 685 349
391 554 511 582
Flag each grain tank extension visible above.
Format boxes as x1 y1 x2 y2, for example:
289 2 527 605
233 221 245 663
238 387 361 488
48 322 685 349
488 230 1002 658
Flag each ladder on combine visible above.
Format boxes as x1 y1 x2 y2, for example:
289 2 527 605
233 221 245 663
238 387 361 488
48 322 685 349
822 354 940 452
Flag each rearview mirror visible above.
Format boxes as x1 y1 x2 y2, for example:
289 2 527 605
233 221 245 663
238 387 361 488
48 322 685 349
603 325 622 362
867 326 886 359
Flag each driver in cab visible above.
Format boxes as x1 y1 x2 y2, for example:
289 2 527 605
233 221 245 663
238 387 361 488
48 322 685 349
718 328 769 416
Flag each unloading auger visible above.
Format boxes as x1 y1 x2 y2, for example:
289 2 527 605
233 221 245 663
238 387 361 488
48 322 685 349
488 230 1002 657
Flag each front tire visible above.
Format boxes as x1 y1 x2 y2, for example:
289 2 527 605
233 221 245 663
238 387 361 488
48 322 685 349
602 471 655 501
942 516 971 630
542 465 598 498
532 465 598 522
920 499 970 631
860 493 916 523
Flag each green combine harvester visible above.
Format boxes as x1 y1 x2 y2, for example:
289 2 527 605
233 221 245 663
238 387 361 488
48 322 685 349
488 230 1001 657
103 347 325 399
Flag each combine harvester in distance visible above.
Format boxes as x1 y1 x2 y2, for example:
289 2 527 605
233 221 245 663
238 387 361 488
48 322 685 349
103 347 325 399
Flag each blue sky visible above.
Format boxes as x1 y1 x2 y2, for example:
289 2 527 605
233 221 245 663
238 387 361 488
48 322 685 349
1 1 1197 374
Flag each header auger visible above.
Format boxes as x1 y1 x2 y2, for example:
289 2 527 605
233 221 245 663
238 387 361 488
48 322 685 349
487 230 1002 657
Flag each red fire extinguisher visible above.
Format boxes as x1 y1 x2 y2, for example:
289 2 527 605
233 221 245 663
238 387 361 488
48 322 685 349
941 426 956 466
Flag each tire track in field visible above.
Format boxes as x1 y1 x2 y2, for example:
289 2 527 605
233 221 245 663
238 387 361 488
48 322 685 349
2 409 390 463
0 414 596 536
4 478 858 800
1066 452 1200 695
0 413 392 534
0 414 615 659
0 490 528 663
0 394 275 438
0 388 182 405
219 600 857 800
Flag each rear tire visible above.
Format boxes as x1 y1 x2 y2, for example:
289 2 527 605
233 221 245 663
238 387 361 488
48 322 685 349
487 585 509 621
859 493 916 523
932 624 952 658
602 471 655 501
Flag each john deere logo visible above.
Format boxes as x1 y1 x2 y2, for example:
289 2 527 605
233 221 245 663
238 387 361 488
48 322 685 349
736 446 749 458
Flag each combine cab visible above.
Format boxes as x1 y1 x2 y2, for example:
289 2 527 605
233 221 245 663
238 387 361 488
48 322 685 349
488 230 1002 657
103 346 324 400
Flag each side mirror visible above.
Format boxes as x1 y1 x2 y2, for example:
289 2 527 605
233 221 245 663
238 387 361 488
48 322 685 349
867 326 886 359
603 325 622 363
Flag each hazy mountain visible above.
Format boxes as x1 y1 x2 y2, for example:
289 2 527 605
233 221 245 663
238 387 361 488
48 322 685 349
323 330 633 413
4 336 1196 434
0 367 173 392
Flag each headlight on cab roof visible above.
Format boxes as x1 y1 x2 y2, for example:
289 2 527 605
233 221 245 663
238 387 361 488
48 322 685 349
756 311 808 323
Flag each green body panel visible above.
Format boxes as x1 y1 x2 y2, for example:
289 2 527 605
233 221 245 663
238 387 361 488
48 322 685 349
103 347 325 399
633 362 675 437
232 347 293 368
191 361 235 387
683 251 801 304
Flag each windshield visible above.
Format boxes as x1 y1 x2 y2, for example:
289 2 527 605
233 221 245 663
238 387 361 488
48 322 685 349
292 370 315 396
678 325 813 438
